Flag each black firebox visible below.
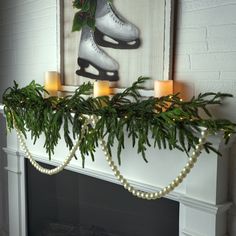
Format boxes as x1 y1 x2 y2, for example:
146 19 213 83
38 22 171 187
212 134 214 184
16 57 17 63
26 160 179 236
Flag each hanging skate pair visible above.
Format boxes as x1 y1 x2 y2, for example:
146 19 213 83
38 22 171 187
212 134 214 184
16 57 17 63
76 0 141 81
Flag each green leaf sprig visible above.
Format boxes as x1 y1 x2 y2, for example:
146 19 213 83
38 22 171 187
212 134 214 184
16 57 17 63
72 0 98 32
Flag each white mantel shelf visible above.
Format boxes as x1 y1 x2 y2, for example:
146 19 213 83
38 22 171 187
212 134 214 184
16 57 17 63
0 104 233 236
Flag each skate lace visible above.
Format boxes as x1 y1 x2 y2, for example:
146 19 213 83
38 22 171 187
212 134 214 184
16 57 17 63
89 32 104 55
107 3 125 26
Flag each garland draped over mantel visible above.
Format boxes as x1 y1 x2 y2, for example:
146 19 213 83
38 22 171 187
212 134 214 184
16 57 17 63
2 77 236 199
3 77 235 165
14 114 210 200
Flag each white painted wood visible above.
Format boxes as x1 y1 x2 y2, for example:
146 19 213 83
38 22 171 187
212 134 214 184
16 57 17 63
163 0 175 81
2 147 232 213
180 203 229 236
62 0 81 86
60 0 174 89
56 0 63 78
181 0 236 12
1 126 232 236
0 104 233 236
5 152 26 236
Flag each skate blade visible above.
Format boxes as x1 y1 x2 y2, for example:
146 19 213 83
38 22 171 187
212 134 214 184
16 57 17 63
76 58 119 81
94 28 141 50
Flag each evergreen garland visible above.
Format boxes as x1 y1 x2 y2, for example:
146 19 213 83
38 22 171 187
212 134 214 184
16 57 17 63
2 77 236 166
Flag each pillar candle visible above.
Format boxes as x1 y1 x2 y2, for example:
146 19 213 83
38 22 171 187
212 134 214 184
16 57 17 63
154 80 173 97
94 81 110 97
44 71 61 97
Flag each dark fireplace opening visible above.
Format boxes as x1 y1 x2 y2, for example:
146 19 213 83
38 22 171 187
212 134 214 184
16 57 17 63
26 160 179 236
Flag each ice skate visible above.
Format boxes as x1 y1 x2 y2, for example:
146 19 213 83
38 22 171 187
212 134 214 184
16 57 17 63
94 0 141 49
77 26 119 81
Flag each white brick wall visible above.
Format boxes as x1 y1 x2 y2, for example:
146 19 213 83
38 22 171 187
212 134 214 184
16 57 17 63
0 0 59 235
1 0 236 235
175 0 236 97
174 1 236 235
0 0 58 98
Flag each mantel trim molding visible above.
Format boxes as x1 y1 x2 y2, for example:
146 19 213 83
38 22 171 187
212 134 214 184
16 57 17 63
3 147 232 216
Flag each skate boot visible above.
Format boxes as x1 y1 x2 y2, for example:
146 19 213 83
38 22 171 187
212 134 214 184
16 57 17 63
77 26 119 81
94 0 141 49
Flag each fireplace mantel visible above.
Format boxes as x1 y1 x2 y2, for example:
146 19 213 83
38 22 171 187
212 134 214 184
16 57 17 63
0 104 233 236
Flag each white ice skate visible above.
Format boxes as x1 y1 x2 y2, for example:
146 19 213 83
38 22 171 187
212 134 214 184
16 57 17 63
95 0 141 49
77 26 119 81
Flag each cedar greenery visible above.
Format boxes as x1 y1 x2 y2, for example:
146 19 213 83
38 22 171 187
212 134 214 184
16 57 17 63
2 77 236 166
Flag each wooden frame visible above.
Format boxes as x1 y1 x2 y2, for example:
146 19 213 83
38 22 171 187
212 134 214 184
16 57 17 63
57 0 175 92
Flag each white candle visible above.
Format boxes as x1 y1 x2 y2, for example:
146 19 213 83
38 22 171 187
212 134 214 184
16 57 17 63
94 81 110 97
154 80 173 97
44 71 61 96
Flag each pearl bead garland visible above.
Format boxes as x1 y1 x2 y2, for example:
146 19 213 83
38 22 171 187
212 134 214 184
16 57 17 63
99 124 210 200
14 114 210 200
14 118 89 175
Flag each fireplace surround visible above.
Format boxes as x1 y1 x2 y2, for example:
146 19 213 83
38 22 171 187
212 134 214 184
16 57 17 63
0 102 233 236
0 101 233 236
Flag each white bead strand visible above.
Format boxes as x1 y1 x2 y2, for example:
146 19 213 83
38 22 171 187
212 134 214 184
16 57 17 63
95 115 210 201
14 113 210 200
14 118 89 175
